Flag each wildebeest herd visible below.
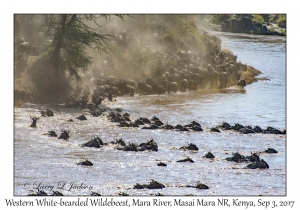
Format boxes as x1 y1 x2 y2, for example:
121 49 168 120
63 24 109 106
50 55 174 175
14 29 248 108
86 43 247 101
26 105 283 196
62 45 248 110
15 29 277 196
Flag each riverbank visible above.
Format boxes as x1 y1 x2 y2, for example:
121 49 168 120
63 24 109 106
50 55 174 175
198 14 286 36
15 15 264 106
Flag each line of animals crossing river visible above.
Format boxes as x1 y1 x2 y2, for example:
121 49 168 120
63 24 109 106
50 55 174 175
26 106 284 196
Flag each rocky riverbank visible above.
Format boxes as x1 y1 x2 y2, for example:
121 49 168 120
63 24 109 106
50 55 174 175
198 14 286 36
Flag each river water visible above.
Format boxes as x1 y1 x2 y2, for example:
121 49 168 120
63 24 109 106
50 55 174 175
14 32 286 196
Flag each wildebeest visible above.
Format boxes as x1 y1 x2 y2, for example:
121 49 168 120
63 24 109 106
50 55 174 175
29 116 40 127
92 91 104 107
134 180 165 189
264 148 278 153
48 131 57 137
77 159 93 166
82 136 104 148
203 152 215 159
123 78 136 88
237 79 246 88
58 130 70 140
176 157 194 163
225 152 247 163
180 143 199 151
167 82 178 93
116 79 135 96
138 81 152 95
245 159 269 169
16 42 39 61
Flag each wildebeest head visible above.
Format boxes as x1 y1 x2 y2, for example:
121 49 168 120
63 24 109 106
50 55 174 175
30 116 40 127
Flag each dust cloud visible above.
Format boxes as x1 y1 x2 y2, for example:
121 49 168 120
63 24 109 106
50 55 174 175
14 15 260 105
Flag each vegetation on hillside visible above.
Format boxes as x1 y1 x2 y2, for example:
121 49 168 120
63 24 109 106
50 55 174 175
210 14 286 35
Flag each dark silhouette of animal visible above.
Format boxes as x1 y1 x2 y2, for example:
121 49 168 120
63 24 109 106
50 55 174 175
30 116 39 127
237 79 246 88
246 153 260 162
203 152 215 158
27 189 48 196
195 183 209 189
92 92 104 107
117 142 138 151
253 125 263 133
110 138 126 146
117 139 158 152
48 131 57 137
77 159 93 166
157 162 167 166
219 122 232 130
82 136 104 148
138 81 153 95
264 126 283 134
123 78 136 88
264 148 278 153
167 82 178 93
76 115 87 121
239 127 255 134
186 182 209 189
58 130 70 140
133 180 165 189
232 123 245 131
116 79 135 96
245 159 269 169
138 139 158 151
177 157 194 163
180 143 199 151
226 152 247 163
162 124 175 130
90 191 101 196
211 127 220 132
51 191 64 196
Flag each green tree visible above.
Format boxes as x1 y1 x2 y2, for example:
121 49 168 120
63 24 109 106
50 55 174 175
210 14 232 24
28 14 125 102
278 15 286 28
253 14 264 23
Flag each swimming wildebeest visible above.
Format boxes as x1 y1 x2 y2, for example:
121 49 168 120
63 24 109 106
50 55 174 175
180 143 199 151
82 136 104 148
176 157 194 163
29 116 40 127
245 159 269 169
77 159 93 166
133 180 165 189
203 152 215 159
58 130 70 140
